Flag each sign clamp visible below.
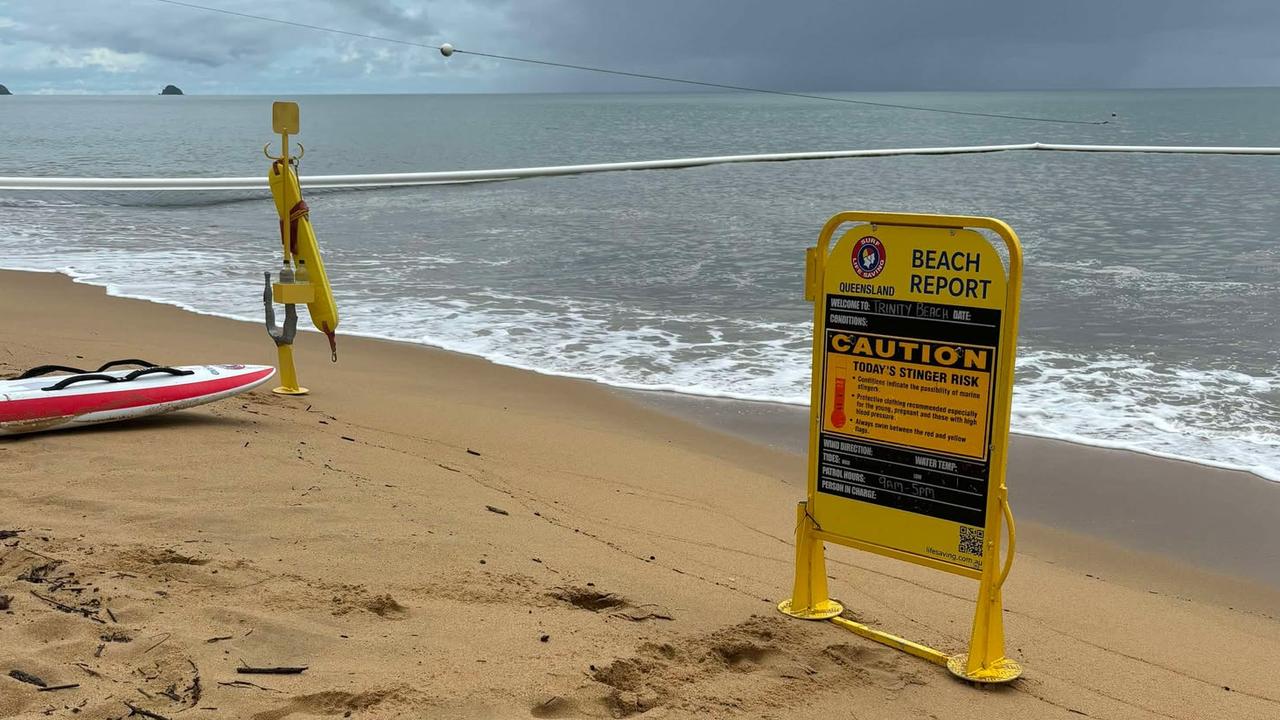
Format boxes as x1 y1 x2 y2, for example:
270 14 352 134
780 211 1024 684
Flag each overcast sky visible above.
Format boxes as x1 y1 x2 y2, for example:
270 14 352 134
2 0 1279 94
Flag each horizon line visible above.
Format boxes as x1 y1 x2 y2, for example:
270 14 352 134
4 84 1280 97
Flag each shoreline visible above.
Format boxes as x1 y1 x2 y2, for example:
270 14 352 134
3 268 1280 719
6 267 1279 587
623 387 1280 588
4 263 1274 484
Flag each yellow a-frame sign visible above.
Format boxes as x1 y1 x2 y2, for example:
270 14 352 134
780 211 1023 683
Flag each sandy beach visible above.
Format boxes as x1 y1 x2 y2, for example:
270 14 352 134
2 268 1279 720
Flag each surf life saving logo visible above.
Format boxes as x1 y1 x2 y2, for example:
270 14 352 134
852 236 886 279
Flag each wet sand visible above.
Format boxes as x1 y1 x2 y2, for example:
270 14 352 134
625 390 1280 587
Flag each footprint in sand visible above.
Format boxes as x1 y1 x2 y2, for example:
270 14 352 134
250 688 401 720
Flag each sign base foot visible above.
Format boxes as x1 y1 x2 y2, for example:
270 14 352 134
272 386 309 396
777 598 843 620
946 654 1023 684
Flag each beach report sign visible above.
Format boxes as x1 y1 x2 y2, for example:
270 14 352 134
781 212 1024 684
816 224 1007 568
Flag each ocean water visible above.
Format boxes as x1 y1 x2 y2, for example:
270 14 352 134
0 90 1277 479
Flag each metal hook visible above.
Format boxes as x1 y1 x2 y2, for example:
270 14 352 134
263 142 303 163
263 272 298 347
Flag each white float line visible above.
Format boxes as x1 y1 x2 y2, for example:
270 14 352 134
1033 143 1280 154
2 142 1279 192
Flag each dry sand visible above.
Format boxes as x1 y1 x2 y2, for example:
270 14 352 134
1 269 1278 719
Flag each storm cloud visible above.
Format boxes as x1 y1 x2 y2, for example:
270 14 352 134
1 0 1278 94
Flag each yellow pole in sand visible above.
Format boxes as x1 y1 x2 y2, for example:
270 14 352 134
270 101 307 395
274 344 305 395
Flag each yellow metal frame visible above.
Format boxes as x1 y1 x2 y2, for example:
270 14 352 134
262 100 341 396
273 344 307 396
781 211 1024 684
269 101 306 395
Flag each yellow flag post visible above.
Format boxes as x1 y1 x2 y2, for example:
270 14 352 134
262 101 341 395
780 211 1023 684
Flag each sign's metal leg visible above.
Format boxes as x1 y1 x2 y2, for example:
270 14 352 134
948 492 1022 683
778 502 843 620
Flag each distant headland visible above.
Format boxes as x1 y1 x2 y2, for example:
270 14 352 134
0 84 11 95
160 85 183 96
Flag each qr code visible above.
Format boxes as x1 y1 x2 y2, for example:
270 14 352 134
959 527 984 555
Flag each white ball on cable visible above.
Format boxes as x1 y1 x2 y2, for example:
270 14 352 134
440 43 454 57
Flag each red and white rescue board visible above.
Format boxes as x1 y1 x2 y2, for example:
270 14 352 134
0 364 275 436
